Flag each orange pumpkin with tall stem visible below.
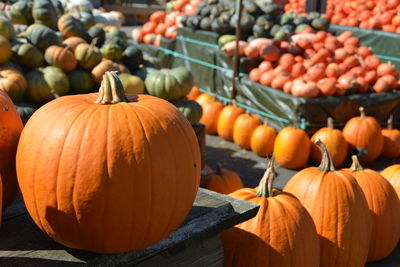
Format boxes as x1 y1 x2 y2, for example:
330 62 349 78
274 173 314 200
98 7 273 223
381 115 400 159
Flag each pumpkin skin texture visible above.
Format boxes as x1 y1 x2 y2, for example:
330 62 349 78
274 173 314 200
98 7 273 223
26 66 70 104
0 68 27 102
0 90 23 211
0 35 11 65
250 120 277 157
62 37 87 52
195 93 214 107
200 100 224 135
221 159 320 267
284 140 372 267
202 164 243 194
16 72 201 253
186 86 201 101
44 45 77 72
0 16 15 40
145 67 194 101
101 43 122 61
118 73 144 95
381 115 400 159
91 59 129 84
32 0 58 29
175 100 203 125
23 24 61 52
344 156 400 262
274 126 310 169
75 42 103 70
121 45 144 72
217 105 245 141
11 43 45 69
342 107 384 164
67 69 94 94
381 165 400 202
310 117 348 168
57 14 90 41
233 113 262 150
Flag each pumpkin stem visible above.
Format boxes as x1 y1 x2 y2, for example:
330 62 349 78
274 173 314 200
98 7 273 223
350 155 364 171
327 117 334 129
359 107 366 119
232 99 237 107
316 138 336 172
264 118 269 126
215 163 223 175
90 37 98 47
94 71 129 104
256 155 276 198
388 115 393 130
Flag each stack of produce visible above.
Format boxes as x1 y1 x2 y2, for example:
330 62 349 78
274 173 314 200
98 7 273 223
227 30 400 97
285 0 400 33
193 88 400 169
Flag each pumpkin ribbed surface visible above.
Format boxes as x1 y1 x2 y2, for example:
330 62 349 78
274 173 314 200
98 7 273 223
16 77 201 253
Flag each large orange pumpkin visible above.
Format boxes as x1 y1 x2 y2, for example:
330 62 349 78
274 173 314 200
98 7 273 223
0 90 23 213
381 115 400 159
199 100 224 134
16 72 201 253
221 159 320 267
342 107 384 163
274 126 310 169
310 117 348 167
284 139 372 267
344 155 400 262
250 120 277 157
202 164 243 194
217 104 245 141
233 113 262 149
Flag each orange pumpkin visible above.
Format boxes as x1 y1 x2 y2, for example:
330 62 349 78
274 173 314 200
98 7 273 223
186 86 201 100
91 59 129 84
233 113 262 149
343 107 384 163
217 104 245 141
274 125 310 169
310 117 348 167
44 45 77 72
200 100 224 134
221 159 320 267
16 72 201 253
0 68 27 102
291 79 319 98
381 115 400 159
195 93 214 107
0 90 23 215
202 164 243 194
344 155 400 262
284 139 372 266
62 37 87 52
250 120 277 157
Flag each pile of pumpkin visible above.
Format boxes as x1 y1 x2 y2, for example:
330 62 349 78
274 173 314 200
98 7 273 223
0 0 153 123
284 0 400 33
223 30 400 97
191 87 400 170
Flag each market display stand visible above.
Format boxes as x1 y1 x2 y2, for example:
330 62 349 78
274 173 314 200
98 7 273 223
0 189 258 266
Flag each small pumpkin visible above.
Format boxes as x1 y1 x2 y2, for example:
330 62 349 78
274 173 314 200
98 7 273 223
0 35 12 65
101 42 122 61
11 43 45 69
67 69 94 94
233 113 262 150
310 117 348 167
274 125 310 169
217 104 245 141
0 68 27 102
291 79 319 98
0 90 23 212
202 163 243 194
16 71 201 253
121 45 144 72
250 120 277 157
26 66 70 103
74 41 103 70
381 115 400 159
200 100 224 134
22 24 61 52
344 155 400 262
91 59 129 84
118 73 144 95
0 16 14 40
195 93 214 107
6 9 27 25
221 158 320 267
57 14 90 41
186 86 201 101
144 67 194 101
44 45 77 72
342 107 384 163
88 25 106 47
32 0 58 29
10 0 33 25
175 99 203 125
284 139 372 267
62 37 87 52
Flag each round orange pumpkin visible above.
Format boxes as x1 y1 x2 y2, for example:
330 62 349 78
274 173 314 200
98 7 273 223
16 72 201 253
342 107 384 163
274 125 310 169
200 100 224 135
0 90 23 214
62 37 87 52
310 117 348 167
186 86 201 100
344 155 400 262
381 115 400 159
284 139 372 266
250 120 277 157
233 113 262 150
202 164 243 194
44 45 77 72
217 104 245 141
0 68 27 102
221 159 320 267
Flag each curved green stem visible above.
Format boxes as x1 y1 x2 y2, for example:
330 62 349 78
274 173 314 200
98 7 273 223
350 155 364 171
316 138 335 171
256 155 276 198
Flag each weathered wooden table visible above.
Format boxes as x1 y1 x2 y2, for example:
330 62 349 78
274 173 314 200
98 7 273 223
0 188 259 266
